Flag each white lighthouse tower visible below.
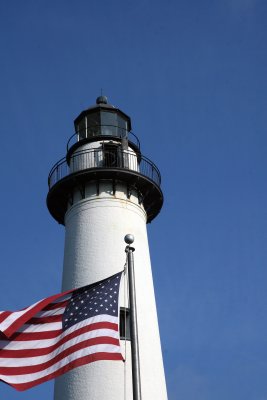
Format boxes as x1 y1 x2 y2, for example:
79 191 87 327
47 96 168 400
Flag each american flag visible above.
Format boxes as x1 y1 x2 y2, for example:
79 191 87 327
0 272 123 391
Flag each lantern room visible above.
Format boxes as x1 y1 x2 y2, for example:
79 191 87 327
74 96 132 141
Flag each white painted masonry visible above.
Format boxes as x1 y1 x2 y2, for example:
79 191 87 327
53 183 168 400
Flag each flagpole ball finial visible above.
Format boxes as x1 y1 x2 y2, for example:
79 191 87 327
124 234 135 244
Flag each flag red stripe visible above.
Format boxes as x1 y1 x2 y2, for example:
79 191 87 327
28 315 62 325
0 322 119 357
6 352 123 391
0 312 12 324
6 330 63 342
4 290 73 338
5 321 117 342
0 336 120 375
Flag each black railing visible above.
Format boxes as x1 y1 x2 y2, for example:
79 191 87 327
48 148 161 189
66 126 140 152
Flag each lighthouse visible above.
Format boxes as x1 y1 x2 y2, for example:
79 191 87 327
47 96 168 400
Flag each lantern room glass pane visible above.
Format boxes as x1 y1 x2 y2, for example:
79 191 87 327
76 118 86 140
100 111 118 136
86 113 101 137
118 115 128 138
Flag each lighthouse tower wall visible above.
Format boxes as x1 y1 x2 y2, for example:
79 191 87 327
53 186 168 400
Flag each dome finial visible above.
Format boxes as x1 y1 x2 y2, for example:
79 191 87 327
96 95 108 104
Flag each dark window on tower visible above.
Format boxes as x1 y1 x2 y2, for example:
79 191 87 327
120 307 131 340
103 143 122 168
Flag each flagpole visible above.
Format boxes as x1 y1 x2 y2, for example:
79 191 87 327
124 234 142 400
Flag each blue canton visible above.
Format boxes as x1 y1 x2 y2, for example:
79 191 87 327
62 272 122 331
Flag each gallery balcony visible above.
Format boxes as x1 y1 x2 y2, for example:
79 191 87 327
47 147 163 224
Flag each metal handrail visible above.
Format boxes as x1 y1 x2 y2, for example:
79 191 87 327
48 148 161 190
66 126 140 152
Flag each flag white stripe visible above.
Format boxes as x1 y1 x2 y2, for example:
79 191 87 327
35 308 65 318
0 328 119 351
0 343 120 384
0 299 45 332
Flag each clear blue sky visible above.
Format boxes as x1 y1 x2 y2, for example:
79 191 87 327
0 1 266 399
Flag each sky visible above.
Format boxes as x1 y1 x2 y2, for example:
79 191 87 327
0 0 266 399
